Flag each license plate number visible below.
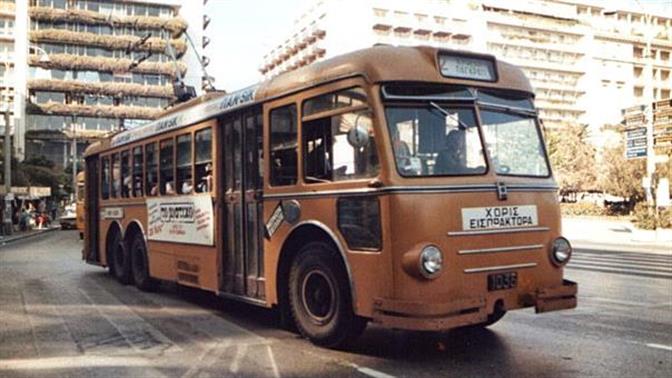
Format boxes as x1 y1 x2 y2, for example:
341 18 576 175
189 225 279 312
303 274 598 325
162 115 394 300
488 272 518 291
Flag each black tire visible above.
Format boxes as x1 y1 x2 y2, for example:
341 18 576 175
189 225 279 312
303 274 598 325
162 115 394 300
288 241 367 348
110 232 132 285
130 234 157 292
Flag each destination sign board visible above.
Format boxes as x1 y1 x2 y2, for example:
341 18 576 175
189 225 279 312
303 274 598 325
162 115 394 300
111 85 259 148
438 54 496 82
625 127 647 160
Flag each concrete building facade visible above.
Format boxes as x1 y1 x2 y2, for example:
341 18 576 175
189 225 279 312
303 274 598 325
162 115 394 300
259 0 672 144
1 0 207 168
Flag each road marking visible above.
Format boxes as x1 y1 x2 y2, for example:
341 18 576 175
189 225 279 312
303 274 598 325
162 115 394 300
347 363 396 378
229 344 248 373
266 345 281 378
646 343 672 352
583 296 656 307
0 356 154 370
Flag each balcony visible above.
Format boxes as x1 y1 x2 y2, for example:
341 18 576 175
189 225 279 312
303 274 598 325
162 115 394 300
28 54 186 77
29 6 187 38
28 79 173 98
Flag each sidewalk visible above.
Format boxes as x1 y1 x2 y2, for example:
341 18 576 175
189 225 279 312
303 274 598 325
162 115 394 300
0 226 60 247
562 216 672 254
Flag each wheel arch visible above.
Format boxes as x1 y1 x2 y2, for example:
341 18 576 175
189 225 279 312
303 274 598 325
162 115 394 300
123 219 146 246
276 220 357 319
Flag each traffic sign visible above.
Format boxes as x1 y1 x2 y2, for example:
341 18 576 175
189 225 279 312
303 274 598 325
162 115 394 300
625 127 648 160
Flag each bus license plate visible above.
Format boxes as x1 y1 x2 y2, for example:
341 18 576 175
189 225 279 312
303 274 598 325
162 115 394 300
488 272 517 291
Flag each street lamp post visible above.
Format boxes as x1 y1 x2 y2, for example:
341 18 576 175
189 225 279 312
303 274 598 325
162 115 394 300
71 115 78 202
2 61 13 235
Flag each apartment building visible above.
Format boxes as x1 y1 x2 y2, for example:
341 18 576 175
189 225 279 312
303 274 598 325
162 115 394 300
2 0 207 167
259 0 672 142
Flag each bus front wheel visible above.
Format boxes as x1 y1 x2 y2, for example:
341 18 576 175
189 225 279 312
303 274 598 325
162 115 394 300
288 241 366 348
110 233 132 285
130 234 157 292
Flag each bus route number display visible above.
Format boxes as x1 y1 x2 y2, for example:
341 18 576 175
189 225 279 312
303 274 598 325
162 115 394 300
146 196 214 246
461 205 538 231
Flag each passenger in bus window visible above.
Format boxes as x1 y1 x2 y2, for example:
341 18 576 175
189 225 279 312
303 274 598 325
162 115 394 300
122 176 132 198
150 181 158 196
165 181 176 195
197 163 213 193
435 130 466 174
391 128 411 170
181 179 193 194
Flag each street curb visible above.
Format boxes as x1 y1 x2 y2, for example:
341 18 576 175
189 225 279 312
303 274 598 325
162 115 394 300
571 240 672 255
0 227 60 247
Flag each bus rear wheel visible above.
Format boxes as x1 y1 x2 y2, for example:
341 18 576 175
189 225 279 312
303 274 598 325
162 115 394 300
110 233 132 285
130 234 157 292
288 241 366 348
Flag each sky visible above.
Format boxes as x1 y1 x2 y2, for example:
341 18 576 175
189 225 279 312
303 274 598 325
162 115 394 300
204 0 306 91
203 0 672 92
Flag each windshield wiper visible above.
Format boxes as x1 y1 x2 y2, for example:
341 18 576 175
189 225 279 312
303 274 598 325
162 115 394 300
428 101 472 130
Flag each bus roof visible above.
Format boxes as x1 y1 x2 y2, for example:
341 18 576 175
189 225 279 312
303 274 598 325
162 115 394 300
85 45 532 156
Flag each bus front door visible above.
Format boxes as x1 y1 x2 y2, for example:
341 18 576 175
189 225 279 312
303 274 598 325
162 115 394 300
220 108 265 300
84 156 100 263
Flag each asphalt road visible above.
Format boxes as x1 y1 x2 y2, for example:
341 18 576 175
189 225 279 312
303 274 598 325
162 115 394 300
1 231 670 377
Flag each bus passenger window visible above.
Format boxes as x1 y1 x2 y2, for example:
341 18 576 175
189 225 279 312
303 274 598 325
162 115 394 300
120 150 131 198
145 143 158 196
111 153 120 198
304 110 378 183
176 134 193 194
270 105 298 186
101 156 110 200
195 128 213 193
132 146 143 197
160 139 175 195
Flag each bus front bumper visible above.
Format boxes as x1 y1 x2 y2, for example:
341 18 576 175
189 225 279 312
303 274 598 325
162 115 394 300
371 279 578 331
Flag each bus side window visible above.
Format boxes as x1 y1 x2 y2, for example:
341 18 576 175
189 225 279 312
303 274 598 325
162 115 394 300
101 156 110 200
159 138 175 195
132 146 143 197
145 143 158 196
120 150 131 198
111 153 120 198
270 104 298 186
176 133 193 194
195 128 212 193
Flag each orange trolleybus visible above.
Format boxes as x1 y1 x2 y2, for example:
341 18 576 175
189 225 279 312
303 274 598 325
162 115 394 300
82 46 577 347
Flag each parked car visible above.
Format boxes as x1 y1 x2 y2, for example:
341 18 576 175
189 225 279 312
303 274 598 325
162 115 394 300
59 204 77 230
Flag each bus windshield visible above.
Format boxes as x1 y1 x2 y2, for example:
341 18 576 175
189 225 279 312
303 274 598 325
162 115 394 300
385 105 486 176
384 88 549 178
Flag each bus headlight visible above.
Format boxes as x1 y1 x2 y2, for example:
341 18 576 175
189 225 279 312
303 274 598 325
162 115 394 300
551 237 572 266
420 245 443 278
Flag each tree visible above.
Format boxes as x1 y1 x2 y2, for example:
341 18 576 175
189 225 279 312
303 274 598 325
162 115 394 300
598 144 645 202
546 124 597 194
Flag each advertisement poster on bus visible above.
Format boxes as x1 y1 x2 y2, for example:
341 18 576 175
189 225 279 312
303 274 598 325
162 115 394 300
146 196 214 246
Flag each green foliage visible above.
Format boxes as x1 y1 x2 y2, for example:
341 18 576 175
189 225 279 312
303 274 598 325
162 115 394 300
598 144 645 201
546 124 597 193
560 202 607 217
633 202 672 230
15 155 69 198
